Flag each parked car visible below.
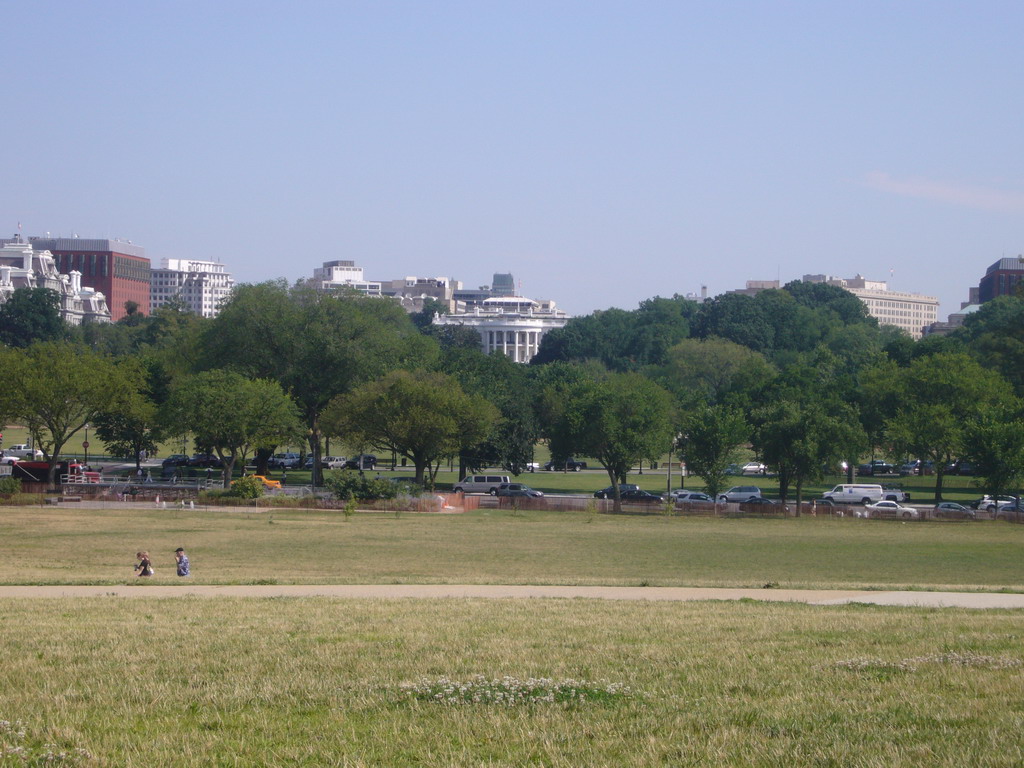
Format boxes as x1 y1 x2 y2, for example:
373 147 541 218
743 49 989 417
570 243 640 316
495 483 544 498
187 453 222 468
857 460 895 476
718 486 763 503
724 464 742 475
594 484 639 499
453 474 511 495
740 462 767 476
995 501 1024 521
344 454 377 470
0 451 21 466
544 458 588 471
739 497 788 513
944 459 976 476
671 490 713 503
899 460 921 476
932 502 976 520
865 500 919 519
820 484 885 505
6 444 43 460
970 495 1018 512
161 454 190 468
619 489 664 503
233 474 282 490
268 452 301 469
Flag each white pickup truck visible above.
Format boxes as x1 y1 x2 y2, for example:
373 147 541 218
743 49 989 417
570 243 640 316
5 444 43 460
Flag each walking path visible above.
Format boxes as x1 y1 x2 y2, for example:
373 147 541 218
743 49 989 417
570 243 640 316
0 584 1022 608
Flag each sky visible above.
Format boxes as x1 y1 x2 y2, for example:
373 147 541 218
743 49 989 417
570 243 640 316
4 0 1024 319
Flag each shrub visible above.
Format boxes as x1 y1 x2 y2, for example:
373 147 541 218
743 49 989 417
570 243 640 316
324 469 398 501
229 475 265 499
0 476 22 495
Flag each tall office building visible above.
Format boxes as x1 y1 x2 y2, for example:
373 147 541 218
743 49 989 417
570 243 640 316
977 256 1024 303
150 258 235 317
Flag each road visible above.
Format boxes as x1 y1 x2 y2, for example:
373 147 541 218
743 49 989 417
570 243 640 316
0 584 1022 608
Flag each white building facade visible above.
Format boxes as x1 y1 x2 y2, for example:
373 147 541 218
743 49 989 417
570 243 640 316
432 296 570 363
0 240 110 325
312 260 382 295
150 258 235 317
803 274 939 339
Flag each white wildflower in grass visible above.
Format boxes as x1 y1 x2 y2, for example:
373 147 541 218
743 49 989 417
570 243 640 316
398 675 632 707
0 717 91 766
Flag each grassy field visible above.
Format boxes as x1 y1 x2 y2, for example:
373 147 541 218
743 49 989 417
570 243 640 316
2 505 1023 590
1 597 1022 766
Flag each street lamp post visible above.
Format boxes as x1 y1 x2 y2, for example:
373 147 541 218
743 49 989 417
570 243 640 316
84 424 90 467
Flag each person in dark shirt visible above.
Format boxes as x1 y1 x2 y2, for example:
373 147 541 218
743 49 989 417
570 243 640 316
134 551 153 577
174 547 190 577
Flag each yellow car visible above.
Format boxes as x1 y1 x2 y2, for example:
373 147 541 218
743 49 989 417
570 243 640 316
232 475 282 490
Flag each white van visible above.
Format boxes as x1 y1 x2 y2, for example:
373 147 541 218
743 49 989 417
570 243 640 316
453 474 512 495
822 484 884 505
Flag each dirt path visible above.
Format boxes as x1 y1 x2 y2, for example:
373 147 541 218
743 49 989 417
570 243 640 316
0 584 1022 608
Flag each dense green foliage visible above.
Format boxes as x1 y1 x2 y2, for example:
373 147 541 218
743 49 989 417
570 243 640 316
228 474 265 499
3 278 1024 498
323 469 400 501
0 287 66 347
323 369 498 487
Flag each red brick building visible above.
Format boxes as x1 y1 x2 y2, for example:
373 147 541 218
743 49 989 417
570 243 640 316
25 238 150 321
978 256 1024 303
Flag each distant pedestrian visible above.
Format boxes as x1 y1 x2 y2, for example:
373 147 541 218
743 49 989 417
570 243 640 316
134 551 154 577
174 547 190 577
144 470 152 483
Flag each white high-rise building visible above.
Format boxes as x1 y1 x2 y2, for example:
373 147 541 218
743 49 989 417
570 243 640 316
150 258 235 317
803 274 939 339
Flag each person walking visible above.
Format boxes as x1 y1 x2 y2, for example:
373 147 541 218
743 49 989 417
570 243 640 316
134 551 154 577
174 547 190 577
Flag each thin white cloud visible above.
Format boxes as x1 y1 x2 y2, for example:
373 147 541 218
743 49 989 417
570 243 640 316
864 171 1024 213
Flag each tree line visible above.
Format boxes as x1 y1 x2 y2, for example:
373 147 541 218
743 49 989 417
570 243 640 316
1 279 1023 510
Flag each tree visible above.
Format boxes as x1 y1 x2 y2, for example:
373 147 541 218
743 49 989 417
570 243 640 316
532 296 697 371
545 371 673 512
677 405 749 498
0 342 136 487
93 360 164 469
410 297 449 331
954 296 1024 396
963 405 1024 501
753 399 863 506
323 370 498 487
166 370 304 487
0 287 66 347
884 353 1016 501
201 281 437 484
653 337 776 408
782 280 875 326
439 347 542 476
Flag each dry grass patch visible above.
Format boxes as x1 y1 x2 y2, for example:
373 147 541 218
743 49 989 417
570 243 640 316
0 598 1023 766
2 504 1024 590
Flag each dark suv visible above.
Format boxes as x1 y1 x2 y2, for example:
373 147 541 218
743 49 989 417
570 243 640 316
344 454 377 470
187 453 222 468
